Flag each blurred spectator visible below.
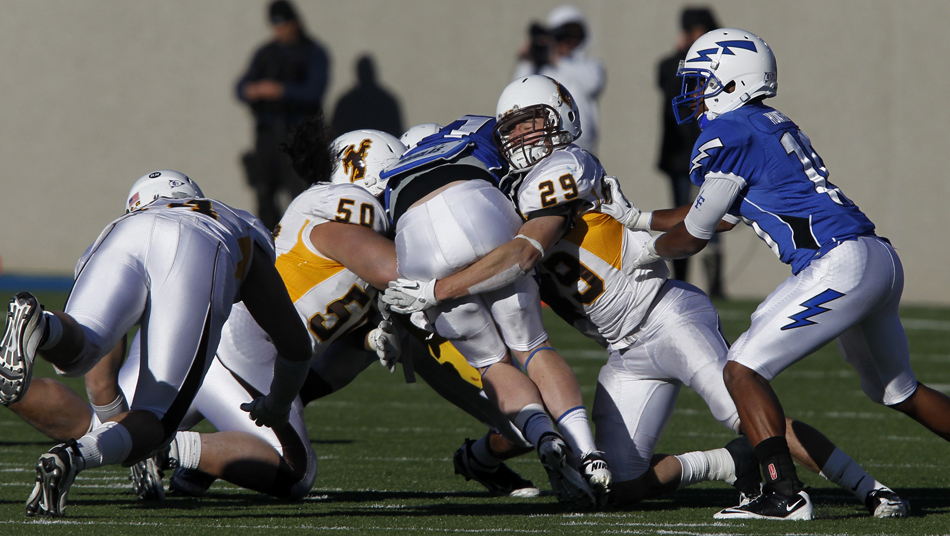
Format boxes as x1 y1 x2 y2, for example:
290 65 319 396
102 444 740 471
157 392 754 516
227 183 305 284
513 5 605 155
236 0 330 230
331 55 404 137
656 6 724 297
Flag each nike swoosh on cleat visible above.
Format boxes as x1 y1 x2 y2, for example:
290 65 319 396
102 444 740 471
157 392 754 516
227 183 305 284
786 498 804 512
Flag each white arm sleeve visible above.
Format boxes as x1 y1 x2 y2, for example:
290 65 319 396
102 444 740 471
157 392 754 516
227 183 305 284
683 175 745 240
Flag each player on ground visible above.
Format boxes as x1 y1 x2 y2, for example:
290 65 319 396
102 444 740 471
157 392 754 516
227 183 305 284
380 114 611 508
605 28 941 520
383 74 908 519
0 170 314 516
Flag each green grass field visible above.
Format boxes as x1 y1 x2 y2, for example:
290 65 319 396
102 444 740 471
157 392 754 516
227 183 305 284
2 292 949 535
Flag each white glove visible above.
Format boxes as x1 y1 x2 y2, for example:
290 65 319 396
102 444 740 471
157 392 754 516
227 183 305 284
598 176 652 231
381 278 439 314
368 319 401 372
240 395 291 429
626 235 664 275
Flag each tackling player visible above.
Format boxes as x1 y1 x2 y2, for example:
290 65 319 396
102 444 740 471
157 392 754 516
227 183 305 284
604 28 944 520
379 114 611 508
383 74 908 519
0 170 314 516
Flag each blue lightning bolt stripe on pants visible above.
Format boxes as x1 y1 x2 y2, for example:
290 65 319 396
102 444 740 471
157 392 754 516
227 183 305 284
726 236 918 406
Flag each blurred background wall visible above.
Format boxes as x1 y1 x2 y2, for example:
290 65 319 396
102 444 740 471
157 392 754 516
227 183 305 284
0 0 947 304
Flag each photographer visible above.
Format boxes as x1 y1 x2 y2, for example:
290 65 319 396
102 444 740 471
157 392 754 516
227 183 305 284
513 5 605 154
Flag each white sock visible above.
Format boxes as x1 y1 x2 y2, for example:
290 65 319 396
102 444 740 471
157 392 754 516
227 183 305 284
673 448 735 491
38 312 61 350
171 431 202 470
556 406 597 462
76 421 133 470
469 434 502 470
819 447 883 500
513 403 556 447
91 392 129 422
674 451 709 490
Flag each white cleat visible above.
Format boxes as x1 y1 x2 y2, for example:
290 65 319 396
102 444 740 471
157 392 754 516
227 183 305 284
0 292 43 406
866 488 910 519
537 433 594 509
580 450 611 508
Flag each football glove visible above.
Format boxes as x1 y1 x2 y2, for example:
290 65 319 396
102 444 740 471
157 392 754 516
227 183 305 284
626 235 664 274
381 278 439 314
240 395 291 429
369 319 401 373
598 176 652 231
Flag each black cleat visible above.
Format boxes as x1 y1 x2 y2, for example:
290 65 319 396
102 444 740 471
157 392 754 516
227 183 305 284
168 468 218 497
26 440 82 517
453 439 539 498
714 489 814 520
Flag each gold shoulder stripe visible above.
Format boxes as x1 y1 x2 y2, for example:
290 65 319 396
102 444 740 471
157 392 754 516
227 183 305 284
562 213 624 271
276 221 346 303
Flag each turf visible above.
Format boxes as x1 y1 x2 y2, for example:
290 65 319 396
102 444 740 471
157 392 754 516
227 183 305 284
2 293 949 535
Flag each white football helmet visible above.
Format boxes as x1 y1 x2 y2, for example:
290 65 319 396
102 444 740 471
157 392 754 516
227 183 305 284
495 74 581 171
330 130 406 197
399 123 442 150
126 170 203 213
673 28 777 128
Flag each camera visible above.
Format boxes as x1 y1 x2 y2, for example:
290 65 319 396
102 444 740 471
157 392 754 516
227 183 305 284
528 22 550 70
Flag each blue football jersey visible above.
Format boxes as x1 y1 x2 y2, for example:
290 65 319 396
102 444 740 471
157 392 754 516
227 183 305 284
381 115 508 220
690 103 875 274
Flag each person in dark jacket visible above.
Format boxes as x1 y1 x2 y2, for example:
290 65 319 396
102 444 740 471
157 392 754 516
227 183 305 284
236 0 330 230
656 7 723 296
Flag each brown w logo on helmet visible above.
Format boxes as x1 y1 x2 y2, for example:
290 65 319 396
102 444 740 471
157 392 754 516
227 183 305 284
555 82 574 109
341 139 373 182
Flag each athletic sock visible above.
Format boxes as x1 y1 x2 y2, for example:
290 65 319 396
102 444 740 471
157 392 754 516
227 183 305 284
556 405 597 462
513 403 557 448
75 421 133 470
672 448 734 490
171 431 202 470
469 434 503 471
91 392 129 423
754 435 801 496
819 447 883 501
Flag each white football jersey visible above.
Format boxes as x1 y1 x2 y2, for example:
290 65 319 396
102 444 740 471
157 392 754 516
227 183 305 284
272 183 390 354
511 144 605 219
76 197 274 284
512 146 669 350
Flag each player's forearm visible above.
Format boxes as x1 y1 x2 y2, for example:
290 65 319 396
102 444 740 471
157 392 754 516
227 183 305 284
435 239 540 302
648 205 692 232
654 224 709 259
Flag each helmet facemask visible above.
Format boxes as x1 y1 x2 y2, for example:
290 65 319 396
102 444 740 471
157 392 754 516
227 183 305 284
673 65 721 125
495 105 572 171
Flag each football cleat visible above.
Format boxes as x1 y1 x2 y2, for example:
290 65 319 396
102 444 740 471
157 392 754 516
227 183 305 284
724 436 763 500
0 292 44 406
714 489 813 521
579 450 611 508
453 439 540 498
865 488 910 519
168 468 217 497
26 440 82 517
130 457 166 501
537 433 594 508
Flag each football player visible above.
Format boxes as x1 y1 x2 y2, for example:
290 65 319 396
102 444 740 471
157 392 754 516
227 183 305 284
601 28 942 520
383 75 908 519
0 170 314 516
379 114 611 508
